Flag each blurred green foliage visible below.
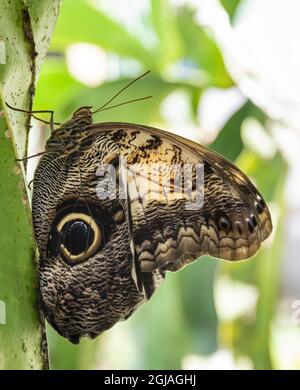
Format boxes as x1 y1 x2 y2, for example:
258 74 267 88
32 0 286 369
220 0 241 20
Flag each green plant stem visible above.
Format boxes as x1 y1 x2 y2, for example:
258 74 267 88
0 0 59 369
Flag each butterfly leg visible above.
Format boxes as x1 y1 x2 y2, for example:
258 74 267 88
5 101 60 132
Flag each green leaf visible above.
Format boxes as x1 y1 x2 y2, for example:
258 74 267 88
50 0 155 68
150 0 183 68
220 0 241 22
177 8 233 88
210 100 266 162
129 258 218 369
178 258 218 355
131 273 190 369
218 150 287 369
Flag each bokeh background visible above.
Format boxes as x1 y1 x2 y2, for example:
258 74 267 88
28 0 300 369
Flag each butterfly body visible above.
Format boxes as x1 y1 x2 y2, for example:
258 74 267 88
32 107 272 343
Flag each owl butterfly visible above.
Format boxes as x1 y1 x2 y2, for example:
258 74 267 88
15 73 272 344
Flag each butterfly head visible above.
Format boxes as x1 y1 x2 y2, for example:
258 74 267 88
44 106 95 155
72 106 93 124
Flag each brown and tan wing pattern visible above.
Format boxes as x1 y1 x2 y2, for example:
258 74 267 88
88 122 272 274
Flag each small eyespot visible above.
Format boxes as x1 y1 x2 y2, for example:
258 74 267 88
250 214 257 227
246 218 255 233
218 216 231 232
56 212 102 263
255 196 265 214
255 201 263 214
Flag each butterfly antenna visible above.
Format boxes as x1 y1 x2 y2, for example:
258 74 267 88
92 70 151 114
97 95 153 113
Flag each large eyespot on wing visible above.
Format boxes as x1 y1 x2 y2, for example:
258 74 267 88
86 123 273 273
57 212 102 263
47 203 104 265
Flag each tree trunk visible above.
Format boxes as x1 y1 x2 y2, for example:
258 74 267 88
0 0 60 370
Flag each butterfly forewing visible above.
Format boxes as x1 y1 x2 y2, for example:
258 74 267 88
86 122 272 272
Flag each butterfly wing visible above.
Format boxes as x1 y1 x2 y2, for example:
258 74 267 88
87 122 272 279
